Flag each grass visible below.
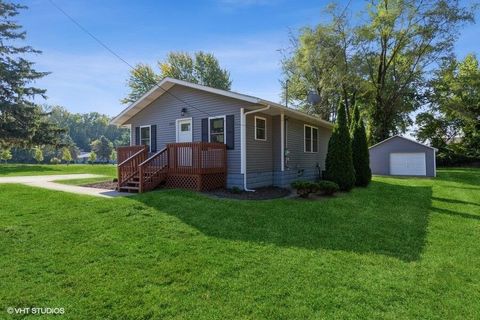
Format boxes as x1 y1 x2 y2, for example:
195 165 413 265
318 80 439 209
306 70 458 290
0 167 479 319
0 163 116 178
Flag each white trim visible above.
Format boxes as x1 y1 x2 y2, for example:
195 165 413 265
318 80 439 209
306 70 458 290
369 135 438 151
111 77 334 129
207 115 226 143
175 117 193 143
389 152 427 176
139 125 152 152
240 108 246 175
280 113 285 171
254 115 267 141
303 124 319 153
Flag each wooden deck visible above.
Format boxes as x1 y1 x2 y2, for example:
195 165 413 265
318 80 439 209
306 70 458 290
117 142 227 193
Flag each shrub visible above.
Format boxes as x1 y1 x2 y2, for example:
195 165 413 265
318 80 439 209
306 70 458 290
325 103 356 191
291 180 318 198
230 186 242 194
350 104 372 187
50 157 61 164
317 180 339 196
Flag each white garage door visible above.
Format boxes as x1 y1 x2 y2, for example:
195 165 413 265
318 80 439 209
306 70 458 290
390 153 426 176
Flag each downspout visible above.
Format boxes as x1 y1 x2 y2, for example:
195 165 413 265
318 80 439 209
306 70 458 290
242 105 271 192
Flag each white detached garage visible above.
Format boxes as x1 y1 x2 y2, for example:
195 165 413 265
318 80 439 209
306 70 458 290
369 135 437 177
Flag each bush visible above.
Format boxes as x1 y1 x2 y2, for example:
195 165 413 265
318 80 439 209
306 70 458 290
350 104 372 187
50 157 61 164
325 103 356 191
291 180 318 198
317 180 339 196
230 186 242 194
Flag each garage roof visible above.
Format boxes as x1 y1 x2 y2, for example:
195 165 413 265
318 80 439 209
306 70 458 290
369 135 438 151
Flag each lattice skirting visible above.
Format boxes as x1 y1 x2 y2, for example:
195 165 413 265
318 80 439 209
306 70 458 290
165 173 226 191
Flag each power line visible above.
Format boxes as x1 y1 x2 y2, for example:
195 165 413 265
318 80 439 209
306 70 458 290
47 0 225 122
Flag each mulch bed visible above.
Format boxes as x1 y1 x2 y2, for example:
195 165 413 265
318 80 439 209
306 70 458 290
83 181 117 190
205 187 291 200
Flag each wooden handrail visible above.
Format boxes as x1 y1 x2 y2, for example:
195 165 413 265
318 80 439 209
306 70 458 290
117 146 148 188
138 148 168 193
117 146 146 164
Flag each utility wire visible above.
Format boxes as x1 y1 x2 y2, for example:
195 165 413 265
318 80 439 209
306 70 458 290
48 0 226 122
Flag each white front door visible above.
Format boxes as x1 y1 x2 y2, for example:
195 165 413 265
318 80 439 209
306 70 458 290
176 118 193 166
176 118 193 143
390 153 426 176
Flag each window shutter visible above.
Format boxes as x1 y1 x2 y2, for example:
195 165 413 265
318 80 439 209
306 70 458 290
151 125 157 152
226 115 234 150
201 118 209 142
135 127 140 145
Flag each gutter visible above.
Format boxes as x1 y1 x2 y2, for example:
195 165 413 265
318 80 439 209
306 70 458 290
241 105 271 192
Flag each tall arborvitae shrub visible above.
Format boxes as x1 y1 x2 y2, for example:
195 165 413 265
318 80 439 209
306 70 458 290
325 103 356 191
351 104 372 186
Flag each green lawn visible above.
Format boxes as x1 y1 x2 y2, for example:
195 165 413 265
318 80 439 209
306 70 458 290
0 163 116 178
0 167 479 319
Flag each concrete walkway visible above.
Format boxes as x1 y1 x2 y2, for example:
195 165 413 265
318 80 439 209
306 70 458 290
0 174 131 198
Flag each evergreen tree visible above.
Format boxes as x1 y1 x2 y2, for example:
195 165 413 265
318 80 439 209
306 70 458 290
351 104 372 186
0 1 64 148
325 103 356 191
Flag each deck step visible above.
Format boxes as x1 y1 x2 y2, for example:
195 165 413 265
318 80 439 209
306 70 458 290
119 186 139 192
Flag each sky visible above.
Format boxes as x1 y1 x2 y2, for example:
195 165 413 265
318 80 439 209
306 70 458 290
15 0 480 117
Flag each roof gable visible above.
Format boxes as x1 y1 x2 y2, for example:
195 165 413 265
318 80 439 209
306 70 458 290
111 77 333 129
369 135 438 151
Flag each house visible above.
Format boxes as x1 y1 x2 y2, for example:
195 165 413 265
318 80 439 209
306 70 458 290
111 77 333 192
369 135 437 177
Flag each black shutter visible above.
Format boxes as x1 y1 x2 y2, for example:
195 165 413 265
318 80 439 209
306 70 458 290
201 118 209 142
135 127 140 145
226 115 234 150
151 125 157 152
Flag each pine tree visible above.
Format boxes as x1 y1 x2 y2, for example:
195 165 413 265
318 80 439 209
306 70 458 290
325 103 356 191
0 1 64 148
351 104 372 186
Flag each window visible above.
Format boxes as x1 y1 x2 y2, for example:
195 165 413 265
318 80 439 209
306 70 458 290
304 125 318 153
209 116 225 143
140 126 151 151
255 116 267 141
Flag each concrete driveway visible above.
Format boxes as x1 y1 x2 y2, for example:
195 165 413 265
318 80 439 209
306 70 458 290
0 174 130 198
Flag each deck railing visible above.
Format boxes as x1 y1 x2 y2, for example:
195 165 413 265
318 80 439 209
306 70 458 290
117 145 147 164
138 148 169 193
117 142 227 192
167 142 227 175
117 146 148 188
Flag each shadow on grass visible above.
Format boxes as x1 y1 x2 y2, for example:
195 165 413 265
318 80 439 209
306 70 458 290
436 168 480 187
432 196 479 207
0 164 55 175
431 207 480 221
134 180 432 262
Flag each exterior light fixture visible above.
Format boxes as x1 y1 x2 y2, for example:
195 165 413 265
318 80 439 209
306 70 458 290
181 108 187 117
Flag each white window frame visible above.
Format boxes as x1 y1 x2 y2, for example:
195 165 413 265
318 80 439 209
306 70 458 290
175 117 193 143
139 125 152 152
304 124 318 153
254 116 267 141
208 115 226 144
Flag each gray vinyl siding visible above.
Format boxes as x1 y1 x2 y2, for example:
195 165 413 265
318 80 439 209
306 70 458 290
285 117 331 172
128 85 256 175
246 112 273 173
369 136 436 177
272 115 282 171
